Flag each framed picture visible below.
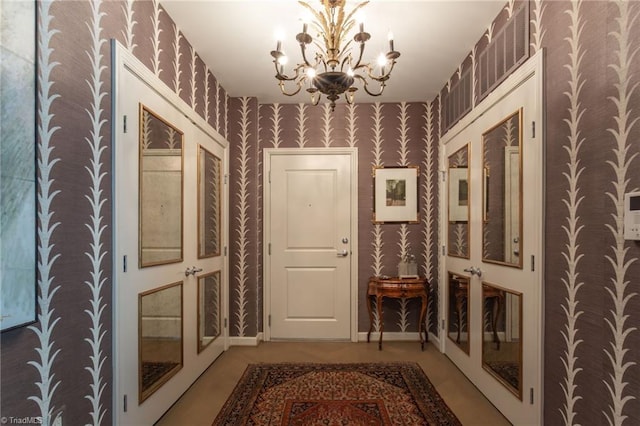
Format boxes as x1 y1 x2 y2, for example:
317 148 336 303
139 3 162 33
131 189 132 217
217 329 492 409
373 166 419 223
448 167 469 222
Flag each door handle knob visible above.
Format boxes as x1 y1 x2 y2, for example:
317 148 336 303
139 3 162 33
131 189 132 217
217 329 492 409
337 249 349 257
463 266 482 277
185 266 203 276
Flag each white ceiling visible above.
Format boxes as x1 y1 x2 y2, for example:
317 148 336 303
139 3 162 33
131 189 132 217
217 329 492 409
161 0 505 104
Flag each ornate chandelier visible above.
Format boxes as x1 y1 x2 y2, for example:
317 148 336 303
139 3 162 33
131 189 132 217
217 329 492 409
270 0 400 111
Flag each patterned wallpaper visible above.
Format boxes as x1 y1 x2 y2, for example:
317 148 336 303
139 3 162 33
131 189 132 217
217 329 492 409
1 0 639 425
0 1 228 424
234 102 442 338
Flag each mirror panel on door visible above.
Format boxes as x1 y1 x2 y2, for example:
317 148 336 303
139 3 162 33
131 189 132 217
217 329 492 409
482 283 522 399
139 282 183 403
197 271 221 353
447 144 470 258
139 105 184 267
447 272 470 354
481 110 522 267
198 146 221 258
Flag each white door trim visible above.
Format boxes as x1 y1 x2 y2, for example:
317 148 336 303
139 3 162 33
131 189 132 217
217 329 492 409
263 147 359 342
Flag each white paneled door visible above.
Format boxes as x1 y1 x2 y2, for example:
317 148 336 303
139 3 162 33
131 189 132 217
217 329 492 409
264 149 358 341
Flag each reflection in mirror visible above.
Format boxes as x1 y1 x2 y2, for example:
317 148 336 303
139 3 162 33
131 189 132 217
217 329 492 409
447 272 470 354
198 271 221 353
198 146 221 258
139 105 184 267
447 144 470 258
139 282 183 403
1 0 37 331
482 283 522 399
482 109 522 267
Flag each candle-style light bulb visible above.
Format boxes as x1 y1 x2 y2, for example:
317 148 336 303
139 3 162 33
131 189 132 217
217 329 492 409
377 53 387 75
301 11 311 34
356 12 365 32
388 31 394 52
274 29 284 52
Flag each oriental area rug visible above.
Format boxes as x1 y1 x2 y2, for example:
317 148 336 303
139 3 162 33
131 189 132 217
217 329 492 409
212 362 462 425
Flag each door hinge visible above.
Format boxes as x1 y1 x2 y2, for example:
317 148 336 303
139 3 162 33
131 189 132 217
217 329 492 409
224 318 228 328
268 315 271 327
531 255 535 272
268 171 271 183
442 245 446 256
224 246 227 256
123 394 127 413
268 243 271 255
441 319 445 330
123 255 127 273
440 170 446 182
532 121 535 138
123 115 127 133
530 388 534 404
224 174 228 184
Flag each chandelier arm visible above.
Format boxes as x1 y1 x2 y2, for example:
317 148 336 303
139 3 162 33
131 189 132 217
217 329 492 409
353 74 385 97
344 91 356 105
300 43 315 68
362 60 397 82
310 91 321 106
351 42 367 70
278 78 305 97
274 61 306 82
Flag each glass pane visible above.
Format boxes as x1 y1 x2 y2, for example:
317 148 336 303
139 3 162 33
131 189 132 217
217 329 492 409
198 146 221 258
139 105 184 267
482 283 522 399
481 109 522 267
447 272 470 354
139 282 183 403
197 271 221 353
448 145 470 258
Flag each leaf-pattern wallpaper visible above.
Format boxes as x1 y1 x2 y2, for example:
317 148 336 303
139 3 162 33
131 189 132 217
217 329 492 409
250 102 440 339
1 1 639 425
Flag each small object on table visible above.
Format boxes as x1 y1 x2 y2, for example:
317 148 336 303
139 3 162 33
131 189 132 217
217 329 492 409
366 276 429 350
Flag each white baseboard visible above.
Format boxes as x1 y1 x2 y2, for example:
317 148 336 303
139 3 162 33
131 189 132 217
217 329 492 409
228 332 443 349
229 333 262 346
357 331 422 342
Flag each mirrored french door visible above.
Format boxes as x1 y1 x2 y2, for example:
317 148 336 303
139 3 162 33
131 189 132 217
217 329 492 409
113 44 228 425
441 52 543 424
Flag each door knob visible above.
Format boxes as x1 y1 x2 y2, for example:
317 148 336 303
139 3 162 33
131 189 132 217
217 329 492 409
337 249 349 257
463 266 482 277
185 266 203 276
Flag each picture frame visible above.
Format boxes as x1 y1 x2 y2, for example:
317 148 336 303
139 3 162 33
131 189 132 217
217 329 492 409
373 166 419 223
448 167 469 222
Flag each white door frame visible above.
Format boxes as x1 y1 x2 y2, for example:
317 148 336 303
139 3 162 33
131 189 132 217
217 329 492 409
263 147 359 342
438 49 544 422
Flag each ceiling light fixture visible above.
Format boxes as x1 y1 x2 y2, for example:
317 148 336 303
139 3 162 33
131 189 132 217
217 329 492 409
270 0 400 111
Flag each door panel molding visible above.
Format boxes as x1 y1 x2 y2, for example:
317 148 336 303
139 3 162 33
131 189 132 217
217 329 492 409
263 148 358 342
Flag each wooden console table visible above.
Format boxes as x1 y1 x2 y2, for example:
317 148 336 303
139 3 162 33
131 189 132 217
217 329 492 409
366 276 429 350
